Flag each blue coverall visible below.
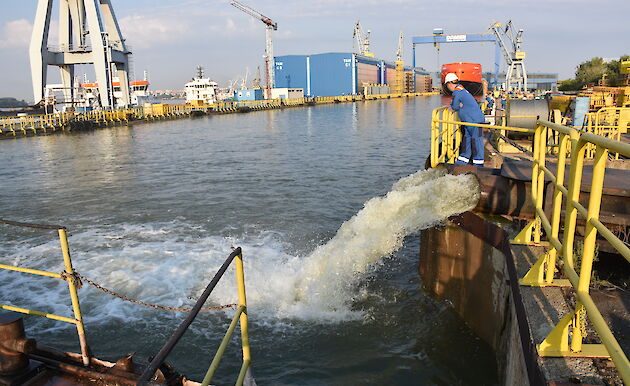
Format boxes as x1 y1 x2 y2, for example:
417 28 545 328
451 85 486 166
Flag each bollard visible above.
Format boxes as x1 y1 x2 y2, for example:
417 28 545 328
0 312 36 375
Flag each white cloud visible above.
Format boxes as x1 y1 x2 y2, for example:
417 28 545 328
119 14 190 49
0 19 33 49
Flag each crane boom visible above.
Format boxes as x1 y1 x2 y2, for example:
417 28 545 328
489 21 527 92
353 20 373 57
230 1 277 30
396 31 404 61
230 0 277 98
490 23 513 65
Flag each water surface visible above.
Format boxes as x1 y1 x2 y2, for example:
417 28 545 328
0 97 498 385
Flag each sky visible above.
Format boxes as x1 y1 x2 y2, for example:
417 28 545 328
0 0 628 102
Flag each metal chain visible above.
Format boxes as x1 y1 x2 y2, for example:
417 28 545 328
61 270 237 312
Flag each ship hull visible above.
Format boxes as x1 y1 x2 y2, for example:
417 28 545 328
441 62 483 96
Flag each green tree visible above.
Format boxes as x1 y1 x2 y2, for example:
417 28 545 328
605 54 630 86
559 55 630 90
575 57 606 87
558 78 581 91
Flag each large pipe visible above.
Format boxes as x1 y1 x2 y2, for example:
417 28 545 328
446 165 536 218
506 99 550 132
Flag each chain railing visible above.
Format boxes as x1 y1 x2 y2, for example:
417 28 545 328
1 219 253 383
0 219 91 366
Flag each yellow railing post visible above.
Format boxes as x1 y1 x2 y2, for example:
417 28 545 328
58 229 91 366
453 112 461 161
235 252 251 378
577 145 607 293
528 123 542 244
562 139 587 271
544 132 569 283
199 249 251 386
430 108 438 167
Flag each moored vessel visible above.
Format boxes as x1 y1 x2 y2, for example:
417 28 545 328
441 62 483 96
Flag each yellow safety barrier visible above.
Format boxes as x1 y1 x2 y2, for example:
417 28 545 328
0 220 90 366
583 107 630 159
430 107 630 383
514 121 630 383
430 106 462 166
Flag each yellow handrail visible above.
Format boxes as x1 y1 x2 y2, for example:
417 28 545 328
0 221 91 366
430 106 534 168
582 107 630 159
429 107 630 383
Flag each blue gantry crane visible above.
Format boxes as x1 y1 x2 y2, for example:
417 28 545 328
411 28 501 89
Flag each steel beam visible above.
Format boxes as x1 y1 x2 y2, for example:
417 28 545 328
412 33 499 89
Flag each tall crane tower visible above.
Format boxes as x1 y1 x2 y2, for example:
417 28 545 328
30 0 131 108
230 1 277 99
353 21 374 57
490 21 527 92
392 31 405 94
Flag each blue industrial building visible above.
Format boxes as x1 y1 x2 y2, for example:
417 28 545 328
275 52 430 97
233 88 264 101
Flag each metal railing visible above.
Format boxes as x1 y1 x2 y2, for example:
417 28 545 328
582 107 630 159
430 107 630 383
0 219 91 366
430 105 534 167
138 247 251 385
1 218 251 382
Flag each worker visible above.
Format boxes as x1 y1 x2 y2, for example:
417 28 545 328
445 73 486 166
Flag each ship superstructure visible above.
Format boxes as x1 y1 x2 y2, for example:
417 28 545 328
185 66 218 105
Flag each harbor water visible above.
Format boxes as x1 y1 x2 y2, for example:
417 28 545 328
0 96 498 384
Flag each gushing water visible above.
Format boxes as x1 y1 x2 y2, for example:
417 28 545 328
0 168 479 326
231 167 481 321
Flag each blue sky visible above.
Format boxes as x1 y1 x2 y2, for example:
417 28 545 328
1 0 628 102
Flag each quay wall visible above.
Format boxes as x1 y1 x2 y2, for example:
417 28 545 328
419 217 529 385
0 92 438 140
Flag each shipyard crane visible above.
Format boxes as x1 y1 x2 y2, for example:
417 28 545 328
489 21 527 91
393 31 405 94
240 67 250 90
396 31 404 62
30 0 132 108
353 21 374 57
230 0 277 99
252 66 262 89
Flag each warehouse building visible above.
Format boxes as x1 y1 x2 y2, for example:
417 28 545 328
482 72 559 92
274 52 432 97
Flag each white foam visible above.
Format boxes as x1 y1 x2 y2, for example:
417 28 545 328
244 167 480 322
0 168 479 326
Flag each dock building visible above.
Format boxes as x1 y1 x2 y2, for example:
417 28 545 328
482 72 559 92
274 52 432 97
